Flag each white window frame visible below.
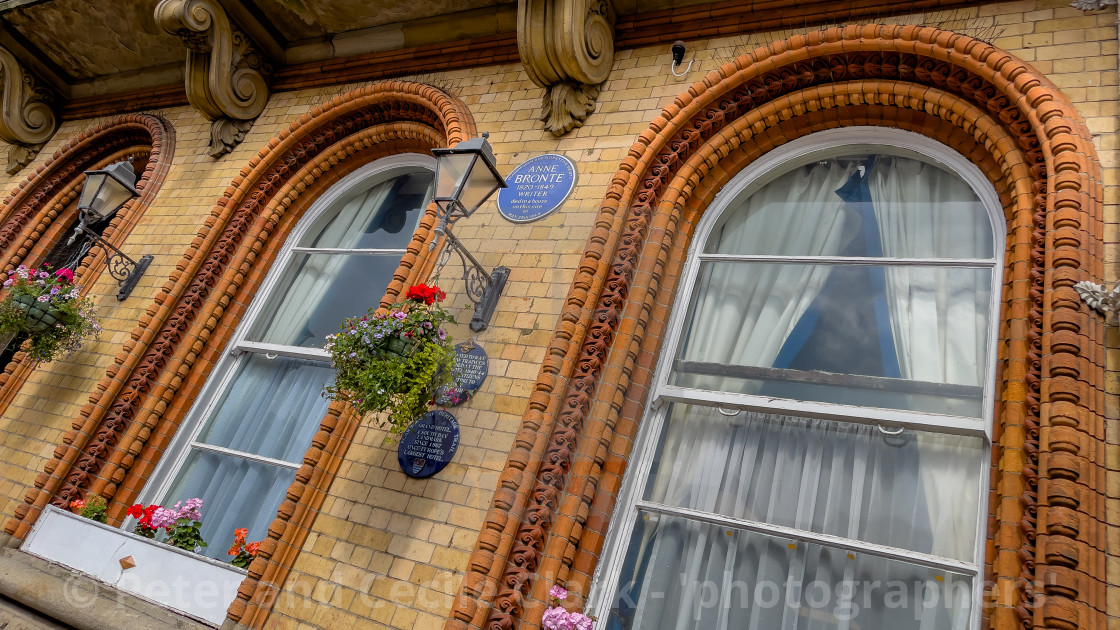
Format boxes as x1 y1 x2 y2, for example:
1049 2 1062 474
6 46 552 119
134 153 436 519
588 127 1004 628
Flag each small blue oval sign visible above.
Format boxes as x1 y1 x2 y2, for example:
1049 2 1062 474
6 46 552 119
397 410 460 478
497 154 576 223
435 342 489 407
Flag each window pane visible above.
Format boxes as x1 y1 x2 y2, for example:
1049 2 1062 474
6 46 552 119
246 252 405 347
671 262 991 417
196 354 333 463
610 511 973 630
643 405 983 561
162 449 296 560
301 169 432 250
705 154 993 260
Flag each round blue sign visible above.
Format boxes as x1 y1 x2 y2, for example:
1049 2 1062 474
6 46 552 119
497 154 576 223
435 342 488 407
397 410 460 478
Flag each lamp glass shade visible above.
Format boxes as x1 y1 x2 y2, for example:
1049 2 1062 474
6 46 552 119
78 170 137 221
456 159 505 216
433 152 477 206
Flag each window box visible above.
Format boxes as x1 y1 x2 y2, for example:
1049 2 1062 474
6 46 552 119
21 505 245 626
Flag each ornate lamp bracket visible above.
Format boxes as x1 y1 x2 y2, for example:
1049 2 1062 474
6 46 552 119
518 0 615 136
431 218 509 333
156 0 272 158
0 46 58 175
71 217 153 301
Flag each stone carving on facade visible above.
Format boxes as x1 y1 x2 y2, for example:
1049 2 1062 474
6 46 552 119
1074 280 1120 315
0 47 58 175
155 0 271 158
1070 0 1116 10
518 0 615 136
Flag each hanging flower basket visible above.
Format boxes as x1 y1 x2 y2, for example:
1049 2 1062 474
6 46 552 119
324 284 456 434
12 293 65 333
0 265 101 362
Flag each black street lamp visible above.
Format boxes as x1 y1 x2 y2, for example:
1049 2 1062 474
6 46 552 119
75 159 152 300
430 133 509 332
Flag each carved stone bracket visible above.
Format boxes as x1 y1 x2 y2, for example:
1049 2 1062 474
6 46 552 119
518 0 615 136
0 46 58 175
155 0 271 157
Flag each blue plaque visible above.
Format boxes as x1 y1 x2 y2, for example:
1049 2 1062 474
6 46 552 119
497 154 576 223
436 342 489 406
398 410 460 478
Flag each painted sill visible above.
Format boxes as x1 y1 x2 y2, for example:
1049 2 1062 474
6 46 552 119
20 505 246 626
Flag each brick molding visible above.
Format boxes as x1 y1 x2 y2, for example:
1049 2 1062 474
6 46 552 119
3 81 477 628
447 25 1106 630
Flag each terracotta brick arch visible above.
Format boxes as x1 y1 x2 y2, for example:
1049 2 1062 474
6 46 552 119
2 81 476 627
450 25 1104 630
0 113 174 416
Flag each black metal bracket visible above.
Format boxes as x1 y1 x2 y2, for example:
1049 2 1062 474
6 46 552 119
434 225 507 332
77 222 152 301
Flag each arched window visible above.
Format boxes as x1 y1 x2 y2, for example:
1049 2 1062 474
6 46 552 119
594 129 1002 629
141 154 435 556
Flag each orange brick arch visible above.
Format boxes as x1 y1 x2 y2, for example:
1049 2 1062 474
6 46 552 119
2 81 477 627
450 25 1104 630
0 113 174 420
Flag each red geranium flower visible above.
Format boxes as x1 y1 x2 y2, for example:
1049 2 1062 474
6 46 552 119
405 283 446 305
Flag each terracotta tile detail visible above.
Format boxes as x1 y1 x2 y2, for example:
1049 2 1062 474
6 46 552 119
447 25 1106 630
2 82 477 627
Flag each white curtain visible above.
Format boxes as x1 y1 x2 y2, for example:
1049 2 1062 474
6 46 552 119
866 157 990 389
167 355 333 557
680 161 860 388
624 407 979 630
255 180 396 346
865 157 989 565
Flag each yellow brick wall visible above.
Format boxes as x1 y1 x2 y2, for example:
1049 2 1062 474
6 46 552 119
0 0 1113 628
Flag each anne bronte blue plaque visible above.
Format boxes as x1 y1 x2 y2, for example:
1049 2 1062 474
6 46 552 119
397 410 460 478
496 154 576 223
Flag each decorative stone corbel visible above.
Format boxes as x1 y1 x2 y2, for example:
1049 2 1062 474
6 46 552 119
0 46 57 175
518 0 615 136
155 0 271 158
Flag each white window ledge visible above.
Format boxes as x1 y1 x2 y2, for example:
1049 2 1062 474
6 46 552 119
21 505 246 626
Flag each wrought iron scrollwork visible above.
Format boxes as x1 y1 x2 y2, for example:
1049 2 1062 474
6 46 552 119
432 222 508 332
69 214 152 301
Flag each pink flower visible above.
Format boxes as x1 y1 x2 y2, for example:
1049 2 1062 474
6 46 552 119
149 507 179 529
541 606 570 630
36 295 49 303
549 585 568 601
54 268 74 283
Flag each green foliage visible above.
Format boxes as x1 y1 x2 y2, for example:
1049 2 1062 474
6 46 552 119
167 518 208 553
0 265 100 362
72 495 108 524
324 285 456 434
